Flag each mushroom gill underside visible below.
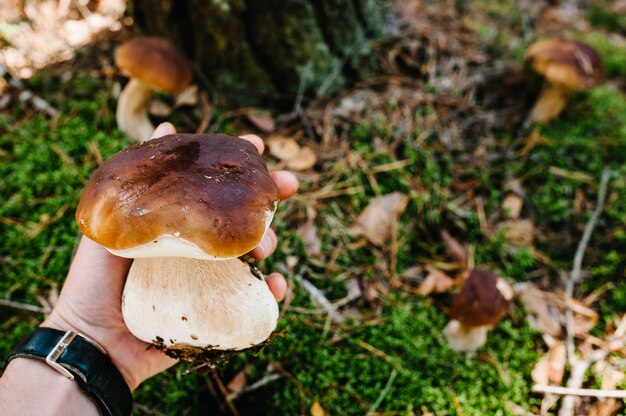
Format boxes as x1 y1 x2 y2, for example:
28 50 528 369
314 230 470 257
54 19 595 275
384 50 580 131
121 256 279 362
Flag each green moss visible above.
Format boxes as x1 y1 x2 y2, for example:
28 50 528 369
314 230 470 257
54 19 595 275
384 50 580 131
0 100 124 306
233 297 541 415
518 85 626 318
2 10 626 414
587 2 626 34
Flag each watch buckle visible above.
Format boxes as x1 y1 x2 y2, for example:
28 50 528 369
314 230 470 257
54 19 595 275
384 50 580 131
45 330 78 379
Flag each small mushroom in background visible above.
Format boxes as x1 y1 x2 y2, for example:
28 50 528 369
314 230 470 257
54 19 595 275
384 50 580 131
76 133 280 361
524 39 604 124
114 37 192 142
443 269 513 352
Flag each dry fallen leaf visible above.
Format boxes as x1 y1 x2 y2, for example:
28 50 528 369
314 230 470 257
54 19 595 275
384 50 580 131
502 194 523 219
401 265 425 282
418 266 455 296
298 221 321 257
310 401 326 416
531 340 566 385
593 360 626 390
585 362 624 416
572 312 599 336
531 353 550 385
440 230 467 263
351 192 409 246
267 136 317 171
226 366 249 393
267 136 301 160
587 400 622 416
247 112 276 133
500 219 534 246
174 84 199 107
518 284 563 337
517 284 599 338
149 99 172 117
346 277 362 302
287 146 316 171
496 278 515 301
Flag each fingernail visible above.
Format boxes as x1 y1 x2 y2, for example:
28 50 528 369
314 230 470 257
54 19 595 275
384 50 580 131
152 123 174 139
258 236 272 257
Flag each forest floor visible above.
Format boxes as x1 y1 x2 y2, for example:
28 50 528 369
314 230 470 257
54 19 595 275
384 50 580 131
1 0 626 415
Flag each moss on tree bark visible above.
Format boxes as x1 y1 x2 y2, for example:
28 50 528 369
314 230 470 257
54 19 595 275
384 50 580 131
128 0 387 105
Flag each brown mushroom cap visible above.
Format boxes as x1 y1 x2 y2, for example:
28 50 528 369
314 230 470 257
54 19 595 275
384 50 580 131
114 37 193 94
524 39 604 91
76 133 280 259
449 270 509 327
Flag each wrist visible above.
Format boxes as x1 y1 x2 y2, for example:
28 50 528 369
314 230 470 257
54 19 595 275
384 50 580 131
42 314 139 391
3 326 133 415
1 357 99 416
0 358 99 416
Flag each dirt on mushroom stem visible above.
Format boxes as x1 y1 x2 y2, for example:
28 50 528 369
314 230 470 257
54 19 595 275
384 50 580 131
150 334 276 369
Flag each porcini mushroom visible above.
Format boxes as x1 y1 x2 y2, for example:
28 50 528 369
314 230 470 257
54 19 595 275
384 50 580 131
525 39 604 124
115 37 192 142
76 133 280 360
443 269 513 352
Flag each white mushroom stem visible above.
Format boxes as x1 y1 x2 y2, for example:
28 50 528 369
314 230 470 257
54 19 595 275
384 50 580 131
121 256 279 351
116 78 156 143
443 319 491 352
529 83 567 124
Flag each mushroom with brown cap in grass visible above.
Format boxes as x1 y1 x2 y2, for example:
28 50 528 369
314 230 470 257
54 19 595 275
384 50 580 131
443 269 513 352
76 131 293 361
524 39 604 124
115 37 192 142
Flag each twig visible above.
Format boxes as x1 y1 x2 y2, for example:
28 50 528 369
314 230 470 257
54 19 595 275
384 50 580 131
356 340 406 373
559 168 613 416
533 383 626 398
292 272 343 323
133 402 168 416
567 168 613 286
212 371 240 416
367 369 398 414
560 345 610 415
614 313 626 339
226 373 282 401
0 299 50 314
565 168 613 363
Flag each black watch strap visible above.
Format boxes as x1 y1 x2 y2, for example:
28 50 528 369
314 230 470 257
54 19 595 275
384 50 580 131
3 327 132 416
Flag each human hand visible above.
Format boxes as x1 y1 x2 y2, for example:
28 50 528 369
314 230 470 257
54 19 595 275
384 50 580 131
43 123 298 390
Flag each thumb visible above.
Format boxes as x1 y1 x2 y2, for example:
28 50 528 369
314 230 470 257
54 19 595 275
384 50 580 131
151 122 176 140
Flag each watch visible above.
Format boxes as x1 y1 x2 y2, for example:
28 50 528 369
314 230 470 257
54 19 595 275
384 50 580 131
3 327 133 416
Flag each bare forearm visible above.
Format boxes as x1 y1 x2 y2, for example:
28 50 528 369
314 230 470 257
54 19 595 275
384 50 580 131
0 358 98 416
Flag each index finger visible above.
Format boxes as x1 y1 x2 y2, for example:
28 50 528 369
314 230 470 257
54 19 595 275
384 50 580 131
239 134 265 154
239 134 298 199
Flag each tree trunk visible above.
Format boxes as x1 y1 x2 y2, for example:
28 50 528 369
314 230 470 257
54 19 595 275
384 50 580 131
128 0 387 106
